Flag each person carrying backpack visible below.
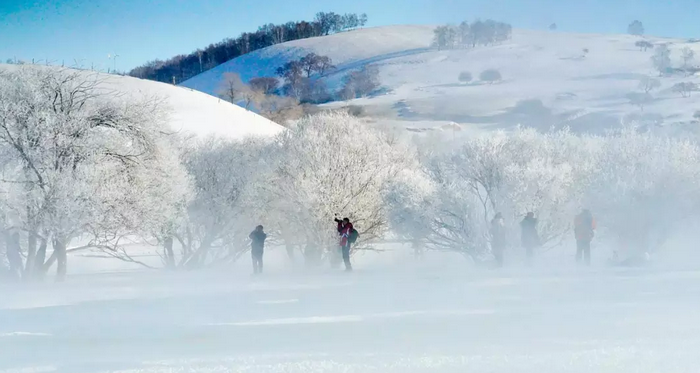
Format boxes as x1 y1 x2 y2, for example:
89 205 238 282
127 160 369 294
334 217 358 271
249 225 267 274
574 209 596 265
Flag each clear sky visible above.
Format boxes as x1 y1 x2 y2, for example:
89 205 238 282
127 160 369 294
2 0 700 72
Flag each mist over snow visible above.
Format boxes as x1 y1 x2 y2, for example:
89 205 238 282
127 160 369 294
3 22 700 373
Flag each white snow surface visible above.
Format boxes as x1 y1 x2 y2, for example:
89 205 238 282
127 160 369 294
2 248 700 373
0 64 284 139
182 26 700 133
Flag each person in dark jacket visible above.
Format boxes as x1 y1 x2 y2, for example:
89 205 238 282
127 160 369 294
490 213 506 267
334 217 353 271
574 209 596 265
520 212 540 264
249 225 267 274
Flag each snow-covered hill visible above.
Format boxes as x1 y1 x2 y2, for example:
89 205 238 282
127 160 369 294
182 26 700 134
0 64 284 139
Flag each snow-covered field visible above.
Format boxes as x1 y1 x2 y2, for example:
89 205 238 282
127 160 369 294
182 26 700 133
2 248 700 373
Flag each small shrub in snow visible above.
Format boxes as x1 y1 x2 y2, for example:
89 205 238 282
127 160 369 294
480 69 502 83
458 71 473 83
635 40 654 52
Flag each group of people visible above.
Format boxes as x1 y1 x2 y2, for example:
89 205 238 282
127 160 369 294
490 209 597 267
247 216 359 274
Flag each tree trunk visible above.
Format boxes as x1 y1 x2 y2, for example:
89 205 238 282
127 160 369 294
34 238 47 279
163 237 175 269
24 232 37 279
54 238 67 282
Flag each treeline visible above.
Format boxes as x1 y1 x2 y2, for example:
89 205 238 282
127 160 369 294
128 11 368 84
433 19 512 50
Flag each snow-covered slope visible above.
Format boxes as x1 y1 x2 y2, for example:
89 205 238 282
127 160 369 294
0 64 284 139
182 26 700 134
181 25 434 95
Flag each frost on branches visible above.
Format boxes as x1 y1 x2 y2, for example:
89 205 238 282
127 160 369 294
163 138 270 269
264 112 414 264
0 66 188 280
387 128 700 263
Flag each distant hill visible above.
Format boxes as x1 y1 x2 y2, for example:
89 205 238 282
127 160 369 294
181 25 700 134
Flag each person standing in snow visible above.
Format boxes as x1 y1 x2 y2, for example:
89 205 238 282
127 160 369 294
334 217 354 271
490 213 506 267
249 225 267 274
520 212 540 264
574 209 596 265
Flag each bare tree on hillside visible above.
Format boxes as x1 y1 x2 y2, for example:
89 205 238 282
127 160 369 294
217 72 259 110
299 53 335 77
276 61 305 98
249 77 279 95
628 20 645 36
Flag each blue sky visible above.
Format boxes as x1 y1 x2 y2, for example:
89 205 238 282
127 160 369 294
2 0 700 72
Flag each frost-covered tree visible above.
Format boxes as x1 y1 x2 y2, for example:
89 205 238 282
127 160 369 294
167 138 269 269
388 129 594 261
628 20 645 36
585 130 700 258
0 66 189 280
263 112 413 264
651 44 672 75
